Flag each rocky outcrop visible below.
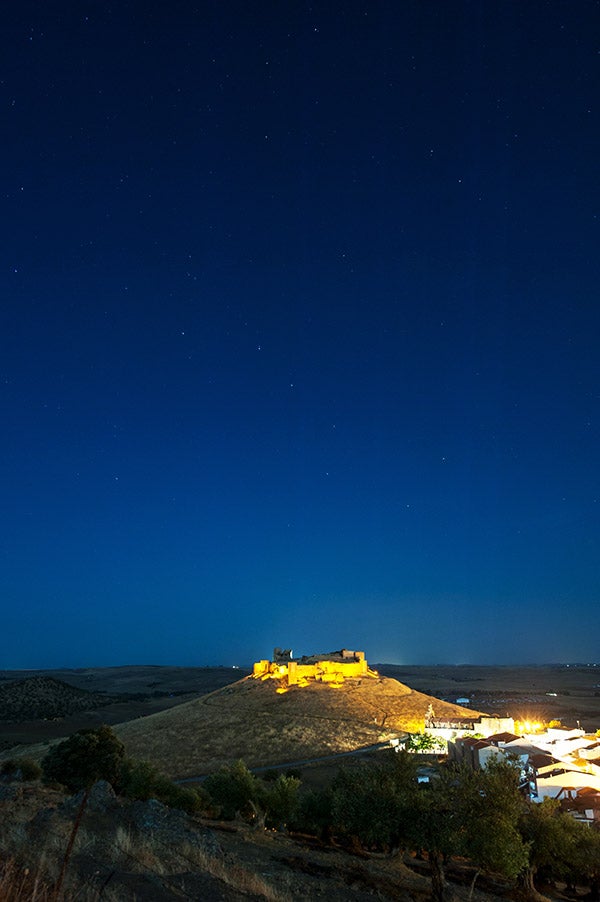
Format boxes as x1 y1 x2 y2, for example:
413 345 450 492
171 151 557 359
127 797 221 855
60 779 119 815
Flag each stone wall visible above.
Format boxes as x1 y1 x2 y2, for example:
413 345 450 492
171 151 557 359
252 651 373 687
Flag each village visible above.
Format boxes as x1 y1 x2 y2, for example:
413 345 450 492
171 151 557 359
409 705 600 828
253 647 600 829
3 653 600 898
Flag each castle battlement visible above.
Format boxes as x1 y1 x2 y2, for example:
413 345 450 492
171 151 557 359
252 648 377 691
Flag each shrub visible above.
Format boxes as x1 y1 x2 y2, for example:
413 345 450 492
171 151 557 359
261 769 280 782
284 767 302 780
42 725 125 791
119 757 207 813
118 757 161 800
290 788 333 838
204 760 262 820
262 774 300 829
405 732 439 753
151 775 203 814
0 757 42 781
331 754 418 851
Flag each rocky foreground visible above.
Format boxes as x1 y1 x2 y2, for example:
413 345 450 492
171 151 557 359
0 777 518 902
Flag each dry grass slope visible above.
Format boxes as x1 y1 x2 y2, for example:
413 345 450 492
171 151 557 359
115 674 484 778
0 776 508 902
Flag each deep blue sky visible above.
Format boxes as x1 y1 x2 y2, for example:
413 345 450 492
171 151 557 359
1 1 598 668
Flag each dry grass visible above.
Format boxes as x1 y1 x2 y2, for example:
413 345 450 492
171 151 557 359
0 777 540 902
105 827 167 877
0 858 52 902
114 674 483 778
164 838 282 900
0 785 282 901
0 853 123 902
81 823 282 899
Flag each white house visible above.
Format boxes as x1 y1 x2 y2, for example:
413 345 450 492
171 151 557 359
560 788 600 827
424 710 516 750
534 770 600 802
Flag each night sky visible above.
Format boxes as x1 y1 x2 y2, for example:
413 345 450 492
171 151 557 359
2 2 599 669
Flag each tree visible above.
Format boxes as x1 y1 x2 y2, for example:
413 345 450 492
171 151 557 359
405 732 439 753
148 775 204 814
42 725 125 791
407 760 528 902
262 774 301 829
41 725 126 902
203 759 262 820
119 757 205 813
291 788 333 839
567 822 600 898
331 752 418 852
332 766 398 850
517 798 578 898
461 759 529 896
118 757 161 800
406 768 463 902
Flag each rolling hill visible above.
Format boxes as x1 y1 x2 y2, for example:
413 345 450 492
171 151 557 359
114 672 484 778
0 676 114 722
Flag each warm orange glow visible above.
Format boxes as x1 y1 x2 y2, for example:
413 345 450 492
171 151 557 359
515 719 545 734
251 651 376 688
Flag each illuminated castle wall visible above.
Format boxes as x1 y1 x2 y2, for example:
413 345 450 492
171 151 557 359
252 648 377 689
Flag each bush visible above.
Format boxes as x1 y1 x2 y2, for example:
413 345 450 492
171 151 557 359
119 757 207 813
261 768 280 783
405 732 439 753
284 767 302 780
0 757 42 781
290 788 333 838
204 760 262 820
42 725 125 791
119 758 161 800
263 774 300 829
157 779 204 814
331 754 418 851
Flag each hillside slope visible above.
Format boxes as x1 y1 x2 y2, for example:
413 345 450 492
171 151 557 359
0 677 113 722
115 674 484 778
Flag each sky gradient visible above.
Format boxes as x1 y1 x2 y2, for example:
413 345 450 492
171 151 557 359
2 1 599 668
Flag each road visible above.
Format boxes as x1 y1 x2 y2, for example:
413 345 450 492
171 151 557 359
177 738 404 784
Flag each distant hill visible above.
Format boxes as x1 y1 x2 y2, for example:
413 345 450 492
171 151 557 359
0 677 114 722
115 673 486 778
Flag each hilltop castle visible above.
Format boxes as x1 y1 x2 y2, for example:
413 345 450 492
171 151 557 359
252 647 378 689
